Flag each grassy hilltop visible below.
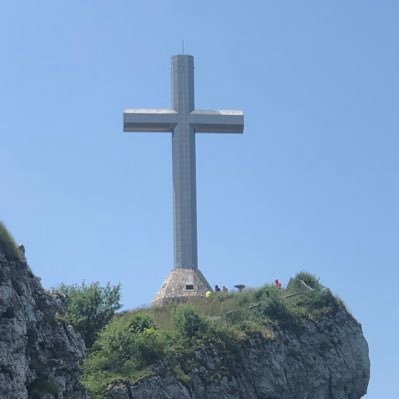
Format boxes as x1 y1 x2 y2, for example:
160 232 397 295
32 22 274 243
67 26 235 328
82 272 342 399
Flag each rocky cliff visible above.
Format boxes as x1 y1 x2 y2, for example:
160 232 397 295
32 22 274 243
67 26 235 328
108 302 369 399
0 249 87 399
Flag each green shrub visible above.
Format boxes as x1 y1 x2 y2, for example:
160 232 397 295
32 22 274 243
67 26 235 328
236 289 256 307
292 288 340 318
174 305 209 339
0 222 22 261
258 296 302 331
287 271 323 291
129 312 156 334
81 312 165 399
308 288 337 309
136 326 166 364
253 284 278 301
53 282 122 348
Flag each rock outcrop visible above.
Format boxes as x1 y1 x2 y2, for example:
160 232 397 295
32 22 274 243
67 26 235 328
109 305 370 399
0 249 87 399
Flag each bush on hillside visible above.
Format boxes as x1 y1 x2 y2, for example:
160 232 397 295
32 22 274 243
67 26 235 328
0 222 22 261
53 282 122 348
284 272 341 318
81 312 165 399
287 271 323 291
174 305 209 339
260 296 301 331
290 288 340 318
253 284 279 301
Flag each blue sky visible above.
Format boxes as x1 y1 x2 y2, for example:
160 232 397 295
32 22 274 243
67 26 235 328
1 1 398 396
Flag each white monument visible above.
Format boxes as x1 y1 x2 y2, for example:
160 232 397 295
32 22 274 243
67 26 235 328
124 55 244 305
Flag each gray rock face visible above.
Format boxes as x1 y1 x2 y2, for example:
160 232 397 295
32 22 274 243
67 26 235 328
0 251 87 399
109 306 369 399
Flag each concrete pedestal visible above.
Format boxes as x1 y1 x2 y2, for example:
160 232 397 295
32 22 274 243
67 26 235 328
152 268 212 306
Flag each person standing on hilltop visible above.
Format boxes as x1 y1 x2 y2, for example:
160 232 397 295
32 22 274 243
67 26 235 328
274 279 282 289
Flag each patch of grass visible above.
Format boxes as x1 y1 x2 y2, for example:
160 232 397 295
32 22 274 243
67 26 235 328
284 272 341 319
287 271 323 291
260 296 302 331
236 320 274 341
288 288 340 319
0 222 22 261
173 364 191 384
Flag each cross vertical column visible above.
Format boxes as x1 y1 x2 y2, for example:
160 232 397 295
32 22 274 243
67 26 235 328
123 54 244 306
171 55 198 269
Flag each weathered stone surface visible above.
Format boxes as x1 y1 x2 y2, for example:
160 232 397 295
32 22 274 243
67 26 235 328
109 305 370 399
0 250 87 399
152 268 212 306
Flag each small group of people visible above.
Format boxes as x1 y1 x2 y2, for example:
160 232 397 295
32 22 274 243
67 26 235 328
214 284 228 293
206 279 282 298
205 284 228 298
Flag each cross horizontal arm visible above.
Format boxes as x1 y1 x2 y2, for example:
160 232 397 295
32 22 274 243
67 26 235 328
189 110 244 133
124 109 178 132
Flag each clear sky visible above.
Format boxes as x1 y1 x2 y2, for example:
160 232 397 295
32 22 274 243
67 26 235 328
1 1 397 397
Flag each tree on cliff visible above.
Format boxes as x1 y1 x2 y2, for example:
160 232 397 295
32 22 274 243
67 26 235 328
53 282 122 348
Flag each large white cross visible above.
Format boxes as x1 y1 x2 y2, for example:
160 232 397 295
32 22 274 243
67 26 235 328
124 55 244 270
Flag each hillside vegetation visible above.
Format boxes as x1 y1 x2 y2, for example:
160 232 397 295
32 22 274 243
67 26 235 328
82 272 342 399
0 222 22 261
52 282 122 348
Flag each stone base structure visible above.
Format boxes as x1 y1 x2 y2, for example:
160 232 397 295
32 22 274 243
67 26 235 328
152 268 212 307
